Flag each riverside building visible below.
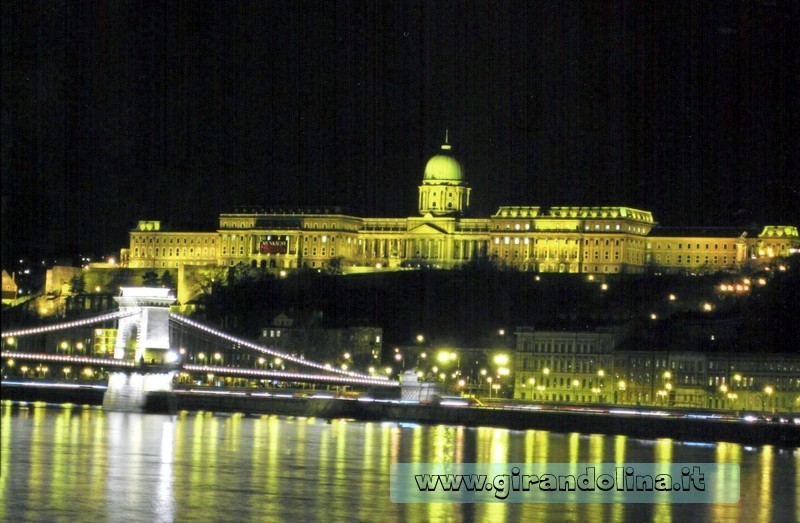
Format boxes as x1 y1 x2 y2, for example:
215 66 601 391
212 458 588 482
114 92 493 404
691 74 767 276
514 329 800 413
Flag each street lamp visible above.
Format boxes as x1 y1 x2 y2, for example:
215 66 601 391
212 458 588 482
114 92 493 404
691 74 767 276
764 385 774 412
198 352 206 364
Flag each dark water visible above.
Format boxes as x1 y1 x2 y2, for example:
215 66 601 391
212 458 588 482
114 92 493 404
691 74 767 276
1 403 798 522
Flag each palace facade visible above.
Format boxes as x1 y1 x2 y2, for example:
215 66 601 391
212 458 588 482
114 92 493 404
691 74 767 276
122 140 798 274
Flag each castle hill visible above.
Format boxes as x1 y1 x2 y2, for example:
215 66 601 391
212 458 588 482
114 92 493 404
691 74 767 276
2 139 799 442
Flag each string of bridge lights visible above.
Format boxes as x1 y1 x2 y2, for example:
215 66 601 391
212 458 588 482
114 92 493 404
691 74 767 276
170 313 389 381
181 364 399 387
1 309 142 339
1 351 135 367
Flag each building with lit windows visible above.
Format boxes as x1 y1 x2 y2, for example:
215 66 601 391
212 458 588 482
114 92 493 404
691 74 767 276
514 328 617 403
259 311 383 363
121 139 798 275
514 330 800 412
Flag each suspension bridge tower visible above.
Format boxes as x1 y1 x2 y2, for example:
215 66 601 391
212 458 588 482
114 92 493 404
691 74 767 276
113 287 176 362
104 287 177 412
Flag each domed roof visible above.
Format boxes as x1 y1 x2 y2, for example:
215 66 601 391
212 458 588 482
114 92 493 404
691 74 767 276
423 142 463 184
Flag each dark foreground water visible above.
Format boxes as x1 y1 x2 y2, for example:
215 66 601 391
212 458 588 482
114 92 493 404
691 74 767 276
1 403 798 522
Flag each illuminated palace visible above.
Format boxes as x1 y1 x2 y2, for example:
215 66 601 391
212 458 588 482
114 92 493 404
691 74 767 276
122 139 798 274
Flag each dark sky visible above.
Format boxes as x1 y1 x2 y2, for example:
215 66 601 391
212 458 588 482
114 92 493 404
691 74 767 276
2 1 799 266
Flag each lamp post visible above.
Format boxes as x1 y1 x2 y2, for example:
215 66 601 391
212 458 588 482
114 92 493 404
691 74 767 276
763 385 774 413
597 369 606 402
617 380 626 404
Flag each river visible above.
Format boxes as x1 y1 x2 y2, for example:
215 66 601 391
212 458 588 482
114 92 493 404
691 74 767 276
1 403 798 522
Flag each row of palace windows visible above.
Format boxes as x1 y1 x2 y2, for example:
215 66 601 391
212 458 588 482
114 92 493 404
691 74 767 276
521 359 608 374
520 341 608 353
302 248 335 257
654 255 731 265
135 236 214 245
708 360 800 372
224 221 358 231
656 242 733 250
134 247 215 258
535 377 605 389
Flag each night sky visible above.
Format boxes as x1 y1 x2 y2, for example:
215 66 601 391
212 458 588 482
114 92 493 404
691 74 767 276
2 1 798 267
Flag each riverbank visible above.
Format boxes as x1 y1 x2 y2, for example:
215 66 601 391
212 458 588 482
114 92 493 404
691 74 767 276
3 381 799 446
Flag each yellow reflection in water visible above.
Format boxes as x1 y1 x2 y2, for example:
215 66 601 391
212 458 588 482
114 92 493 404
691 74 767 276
653 438 673 523
613 434 627 463
410 424 423 462
224 413 241 453
28 407 45 517
156 417 175 521
266 414 281 510
51 407 70 516
356 422 378 523
362 421 374 469
589 434 604 463
332 419 349 517
295 416 307 469
0 405 11 518
759 446 773 523
608 434 627 522
89 409 106 504
710 443 741 522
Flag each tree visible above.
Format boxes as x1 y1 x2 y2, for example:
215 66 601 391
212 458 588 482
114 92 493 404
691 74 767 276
194 266 228 295
325 256 344 275
160 270 174 288
142 271 159 287
70 274 86 294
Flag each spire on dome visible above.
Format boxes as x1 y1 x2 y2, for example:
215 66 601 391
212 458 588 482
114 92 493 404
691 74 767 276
441 129 451 151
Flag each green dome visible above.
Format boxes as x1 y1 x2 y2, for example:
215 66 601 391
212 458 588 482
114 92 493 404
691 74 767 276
423 144 463 183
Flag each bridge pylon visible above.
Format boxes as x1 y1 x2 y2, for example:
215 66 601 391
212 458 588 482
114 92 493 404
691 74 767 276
104 287 178 412
113 287 176 363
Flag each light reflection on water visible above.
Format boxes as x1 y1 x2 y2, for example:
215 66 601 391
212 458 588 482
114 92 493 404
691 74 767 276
0 403 798 522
